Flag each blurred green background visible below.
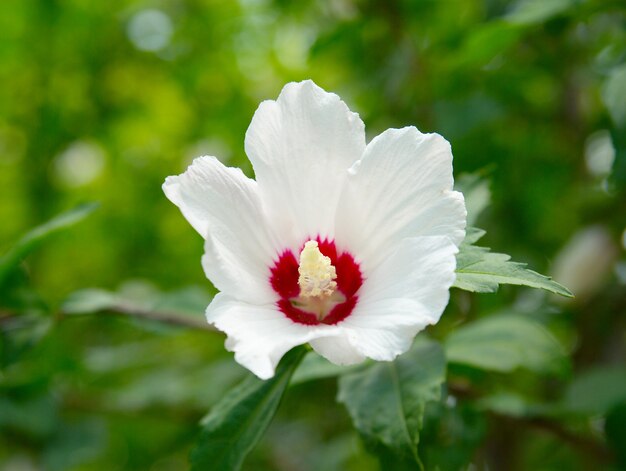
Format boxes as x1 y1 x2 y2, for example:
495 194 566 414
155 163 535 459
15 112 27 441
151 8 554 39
1 0 625 469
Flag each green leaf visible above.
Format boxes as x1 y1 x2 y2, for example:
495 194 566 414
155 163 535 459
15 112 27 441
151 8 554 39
61 288 120 314
61 283 211 331
454 21 522 68
506 0 574 25
337 338 446 467
444 314 568 374
605 402 626 468
189 346 306 471
562 366 626 415
0 393 59 439
62 284 210 317
43 419 107 471
462 226 487 245
477 392 553 418
610 125 626 187
0 314 53 368
455 174 491 227
418 401 488 471
453 227 573 297
602 64 626 129
0 203 98 287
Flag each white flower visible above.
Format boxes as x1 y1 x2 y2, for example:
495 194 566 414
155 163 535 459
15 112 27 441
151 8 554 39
163 80 466 379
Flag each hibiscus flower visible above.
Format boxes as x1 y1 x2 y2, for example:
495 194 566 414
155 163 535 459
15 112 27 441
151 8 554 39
163 80 466 379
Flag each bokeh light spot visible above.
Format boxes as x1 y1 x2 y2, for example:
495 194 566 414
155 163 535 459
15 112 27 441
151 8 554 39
127 9 173 52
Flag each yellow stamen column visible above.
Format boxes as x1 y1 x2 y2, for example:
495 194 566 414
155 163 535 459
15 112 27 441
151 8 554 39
298 240 337 297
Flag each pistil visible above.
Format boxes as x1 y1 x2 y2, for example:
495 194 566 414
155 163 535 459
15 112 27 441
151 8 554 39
298 240 337 297
294 240 344 320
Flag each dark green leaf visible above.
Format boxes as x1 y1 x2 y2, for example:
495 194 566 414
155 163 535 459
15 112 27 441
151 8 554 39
445 314 568 374
453 228 573 297
189 346 306 471
0 394 59 439
610 126 626 187
0 314 53 368
337 338 446 467
605 402 626 468
0 203 98 287
419 401 488 471
43 419 106 471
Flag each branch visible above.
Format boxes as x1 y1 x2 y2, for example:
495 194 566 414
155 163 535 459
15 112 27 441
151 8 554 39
0 309 17 324
66 303 217 332
3 300 217 331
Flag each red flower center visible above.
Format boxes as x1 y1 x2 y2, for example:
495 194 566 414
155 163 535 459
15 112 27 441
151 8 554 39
270 238 363 325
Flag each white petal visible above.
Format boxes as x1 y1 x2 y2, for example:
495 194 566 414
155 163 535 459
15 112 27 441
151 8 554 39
205 237 456 377
163 156 279 304
245 80 366 247
336 126 466 269
342 236 458 361
309 335 365 365
207 294 344 379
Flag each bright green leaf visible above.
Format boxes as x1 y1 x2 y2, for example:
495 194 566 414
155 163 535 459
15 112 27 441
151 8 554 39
61 288 119 314
462 226 487 245
337 338 446 467
477 393 534 418
602 64 626 129
61 284 211 330
453 228 573 297
477 392 554 418
445 314 568 374
455 21 522 68
62 284 210 317
506 0 574 25
189 346 306 471
0 203 98 287
455 174 491 227
562 366 626 415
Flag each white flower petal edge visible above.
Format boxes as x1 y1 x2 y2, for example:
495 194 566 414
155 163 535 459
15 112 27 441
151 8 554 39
163 156 279 304
336 126 466 269
341 236 458 360
245 80 366 247
206 294 346 380
206 236 458 379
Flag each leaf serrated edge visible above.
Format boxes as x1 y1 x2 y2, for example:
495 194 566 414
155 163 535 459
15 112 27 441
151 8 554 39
453 227 573 297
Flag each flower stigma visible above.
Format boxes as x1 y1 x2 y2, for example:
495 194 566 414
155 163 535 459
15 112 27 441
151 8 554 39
294 240 344 320
298 240 337 297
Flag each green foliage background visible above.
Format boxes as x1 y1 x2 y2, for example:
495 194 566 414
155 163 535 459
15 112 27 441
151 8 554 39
1 0 625 469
